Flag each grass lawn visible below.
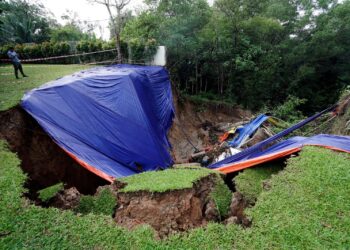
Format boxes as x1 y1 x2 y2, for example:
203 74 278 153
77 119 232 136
119 167 216 193
1 140 349 249
0 64 89 111
234 161 284 204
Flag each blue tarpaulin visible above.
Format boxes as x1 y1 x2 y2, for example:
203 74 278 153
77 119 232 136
209 105 337 170
228 114 269 147
21 64 175 181
212 134 350 174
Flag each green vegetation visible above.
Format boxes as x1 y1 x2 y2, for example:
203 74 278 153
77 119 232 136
119 168 215 193
75 188 116 216
0 64 89 111
2 0 350 113
210 178 232 218
0 139 155 249
123 0 350 113
235 162 283 204
38 183 64 202
1 139 350 248
237 147 350 249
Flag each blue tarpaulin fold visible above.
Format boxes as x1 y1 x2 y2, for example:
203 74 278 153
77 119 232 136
21 64 175 181
228 114 269 147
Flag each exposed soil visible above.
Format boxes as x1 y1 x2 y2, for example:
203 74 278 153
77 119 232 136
0 106 108 195
46 187 81 210
114 174 221 238
225 192 251 227
169 94 252 163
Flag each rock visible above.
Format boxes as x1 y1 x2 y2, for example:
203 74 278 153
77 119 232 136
204 199 220 221
50 187 81 210
262 180 271 191
228 192 251 227
226 216 239 225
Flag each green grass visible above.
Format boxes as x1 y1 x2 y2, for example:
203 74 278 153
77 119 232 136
210 178 232 218
38 183 64 202
119 168 216 193
236 147 350 249
75 188 116 216
1 138 350 249
234 161 283 204
0 64 89 111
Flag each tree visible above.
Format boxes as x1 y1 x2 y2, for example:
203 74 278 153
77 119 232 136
50 11 96 42
88 0 130 63
0 0 54 44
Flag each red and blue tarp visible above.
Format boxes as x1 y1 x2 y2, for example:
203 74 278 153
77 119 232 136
21 64 174 182
213 134 350 174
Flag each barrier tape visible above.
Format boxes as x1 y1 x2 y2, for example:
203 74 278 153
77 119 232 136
0 48 117 63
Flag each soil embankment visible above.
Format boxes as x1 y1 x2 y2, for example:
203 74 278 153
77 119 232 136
0 107 108 195
114 174 220 238
169 95 251 163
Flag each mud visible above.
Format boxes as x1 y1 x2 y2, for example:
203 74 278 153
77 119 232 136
0 106 108 195
114 174 221 238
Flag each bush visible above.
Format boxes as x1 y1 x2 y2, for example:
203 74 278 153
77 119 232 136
273 95 307 123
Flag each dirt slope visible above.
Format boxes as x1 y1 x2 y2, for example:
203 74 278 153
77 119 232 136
169 94 251 163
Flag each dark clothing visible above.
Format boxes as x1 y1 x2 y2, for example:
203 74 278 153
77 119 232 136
12 62 26 78
7 50 27 78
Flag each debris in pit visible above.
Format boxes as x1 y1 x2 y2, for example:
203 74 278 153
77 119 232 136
49 187 81 210
38 183 81 210
187 114 276 167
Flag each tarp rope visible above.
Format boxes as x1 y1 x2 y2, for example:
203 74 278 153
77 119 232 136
0 49 117 63
209 103 338 169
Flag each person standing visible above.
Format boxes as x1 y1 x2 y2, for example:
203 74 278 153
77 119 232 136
7 47 28 79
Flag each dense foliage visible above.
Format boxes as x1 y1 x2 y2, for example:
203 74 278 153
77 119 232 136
1 0 349 112
122 0 350 112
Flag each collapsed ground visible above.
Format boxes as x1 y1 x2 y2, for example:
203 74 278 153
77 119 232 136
1 64 350 248
2 142 350 248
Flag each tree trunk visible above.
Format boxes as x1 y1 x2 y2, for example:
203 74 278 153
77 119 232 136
106 3 122 63
116 8 122 63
